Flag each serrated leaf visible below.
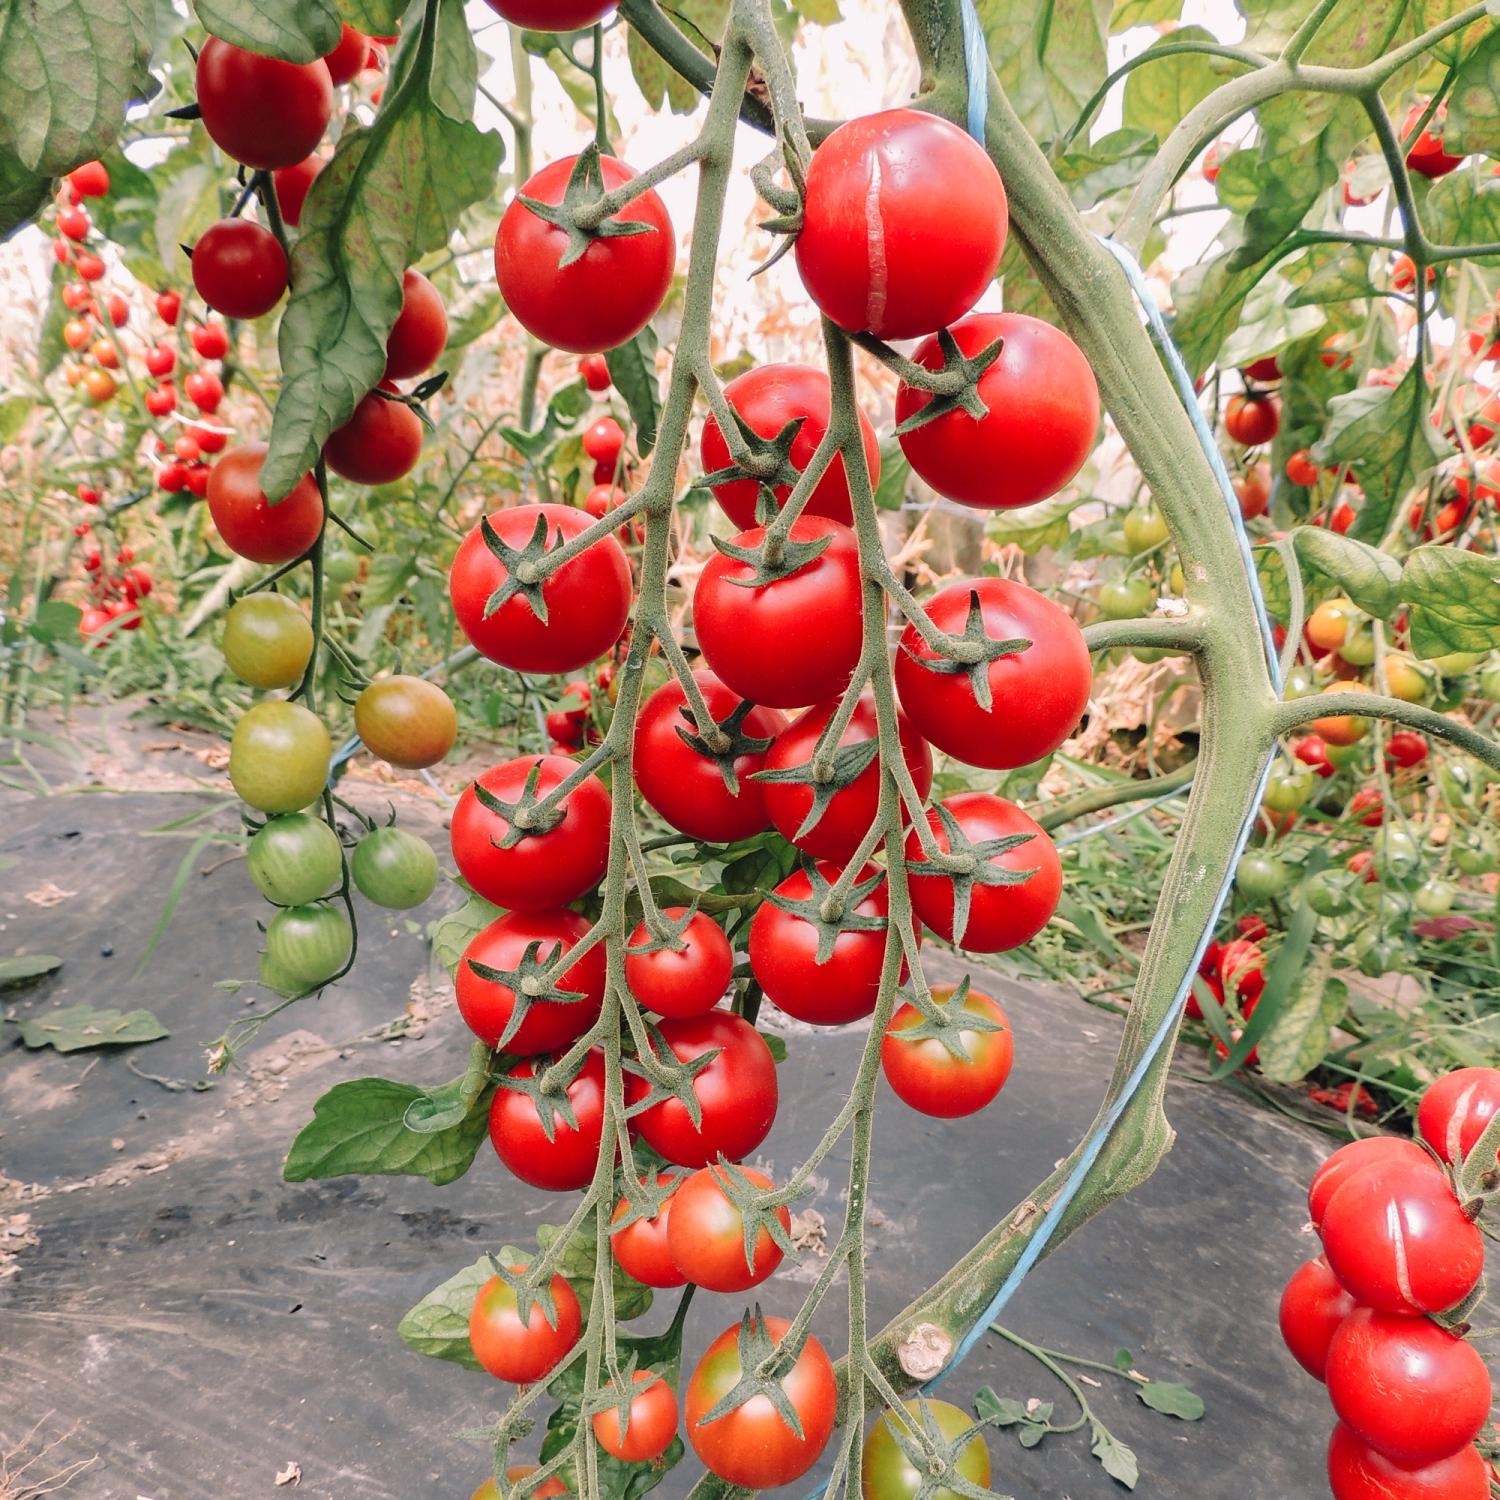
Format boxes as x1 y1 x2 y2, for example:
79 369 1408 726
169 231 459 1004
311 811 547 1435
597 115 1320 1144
0 149 51 240
1257 954 1346 1084
986 494 1081 552
1169 236 1276 377
1287 247 1378 308
1218 268 1327 369
0 0 156 176
1112 0 1179 28
283 1076 489 1185
0 954 62 986
606 327 661 456
1092 1425 1140 1488
28 600 82 644
1056 127 1157 211
1446 28 1500 156
189 0 341 63
1136 1380 1205 1420
978 0 1112 147
1402 545 1500 658
974 1388 1032 1426
362 551 417 606
397 1254 491 1367
1122 29 1248 144
12 1003 165 1051
1291 527 1401 618
430 888 505 976
1427 173 1500 266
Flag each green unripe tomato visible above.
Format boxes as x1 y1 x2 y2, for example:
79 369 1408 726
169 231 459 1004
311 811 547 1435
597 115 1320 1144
861 1400 991 1500
1431 678 1469 713
1429 649 1486 675
1414 879 1456 916
1373 825 1422 882
1480 663 1500 703
1236 851 1290 899
1131 646 1175 663
265 902 352 988
1282 665 1318 700
350 826 439 909
1096 578 1155 619
1439 762 1474 802
324 549 361 585
1454 835 1495 875
247 813 344 906
1337 622 1376 667
258 948 302 998
1264 770 1315 813
1169 560 1186 594
1305 869 1353 917
229 701 331 814
1352 928 1403 977
1123 504 1170 552
1325 741 1365 771
221 594 314 689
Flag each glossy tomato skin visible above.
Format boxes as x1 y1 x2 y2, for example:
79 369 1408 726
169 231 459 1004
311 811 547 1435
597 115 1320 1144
700 364 881 529
906 794 1062 952
496 154 674 353
861 1399 991 1500
208 444 323 564
385 268 448 380
750 862 901 1027
1326 1309 1491 1466
1320 1158 1483 1315
693 516 863 709
354 675 457 768
490 1050 608 1190
592 1371 679 1464
247 813 343 906
881 985 1013 1117
457 909 605 1054
322 22 369 86
1224 393 1281 445
795 110 1007 341
895 577 1091 770
450 755 611 910
760 695 932 860
1328 1423 1489 1500
450 503 631 673
632 673 786 842
896 314 1099 510
221 594 314 688
192 219 288 320
628 1012 777 1168
611 1176 686 1288
469 1269 581 1383
274 153 324 231
624 907 734 1019
229 701 330 813
482 0 617 26
667 1165 789 1293
1278 1257 1355 1382
196 37 333 171
265 902 351 986
686 1316 836 1488
324 383 423 485
349 826 438 909
1417 1067 1500 1167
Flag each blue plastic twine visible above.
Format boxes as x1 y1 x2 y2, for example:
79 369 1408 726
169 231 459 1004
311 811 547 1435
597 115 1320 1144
959 0 990 145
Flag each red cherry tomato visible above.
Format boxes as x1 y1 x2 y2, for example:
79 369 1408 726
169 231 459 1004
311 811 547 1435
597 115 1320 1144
185 370 225 412
623 907 733 1020
74 251 105 281
469 1268 581 1383
759 694 931 860
66 160 110 198
685 1316 836 1488
795 109 1007 341
693 515 863 709
185 462 212 498
1417 1067 1500 1167
489 1049 608 1190
896 313 1099 510
1384 731 1428 772
749 861 901 1026
1278 1256 1355 1381
450 754 610 910
456 908 605 1054
592 1370 679 1464
579 353 611 391
192 322 231 360
156 288 182 325
192 219 289 320
1326 1308 1490 1466
1242 355 1282 382
627 1012 777 1168
894 576 1091 770
385 268 448 380
611 1176 686 1289
449 503 631 673
1234 462 1271 520
1308 1139 1435 1230
906 793 1062 952
881 984 1013 1117
322 21 370 86
272 153 323 229
324 382 423 485
582 416 625 473
1327 1423 1488 1500
495 154 674 353
667 1165 789 1293
1224 393 1281 445
144 343 175 378
1218 937 1265 1006
1348 786 1384 828
196 37 333 171
57 206 90 240
1403 103 1464 179
632 672 787 842
1320 1158 1483 1315
481 0 617 26
1294 734 1337 780
1287 448 1321 487
207 444 323 563
699 363 881 529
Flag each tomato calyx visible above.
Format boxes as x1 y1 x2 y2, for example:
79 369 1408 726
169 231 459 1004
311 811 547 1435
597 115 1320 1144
518 144 662 267
890 326 1005 434
611 1165 679 1228
465 940 594 1052
470 758 569 843
761 859 889 961
671 696 776 795
694 1307 811 1438
710 524 833 586
700 409 809 494
753 735 880 841
625 900 699 958
876 1396 994 1496
626 1025 724 1121
901 588 1032 711
700 1159 802 1274
495 1051 594 1140
476 510 574 620
886 975 1004 1063
481 1251 569 1329
906 803 1038 944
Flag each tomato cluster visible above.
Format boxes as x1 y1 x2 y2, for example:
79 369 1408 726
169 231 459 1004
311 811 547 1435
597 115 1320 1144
1279 1070 1500 1497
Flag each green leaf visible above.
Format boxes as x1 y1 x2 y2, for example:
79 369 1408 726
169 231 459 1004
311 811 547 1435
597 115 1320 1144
1091 1424 1140 1488
262 19 504 500
1258 952 1346 1083
974 1388 1032 1426
28 600 82 644
1136 1380 1205 1420
1427 172 1500 266
397 1254 491 1367
1291 526 1402 618
1446 28 1500 157
986 494 1081 552
760 1030 788 1063
11 1004 166 1051
873 435 910 511
0 954 62 987
1254 543 1291 622
444 283 503 350
341 0 407 29
1218 267 1327 370
1122 30 1247 143
403 1044 494 1133
0 149 51 240
362 551 418 606
1287 247 1378 308
979 0 1112 147
1112 0 1179 29
189 0 341 63
998 234 1060 321
283 1076 489 1185
430 887 504 976
1402 544 1500 658
0 395 32 444
606 327 662 457
1169 236 1277 377
0 0 157 176
1056 127 1157 211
